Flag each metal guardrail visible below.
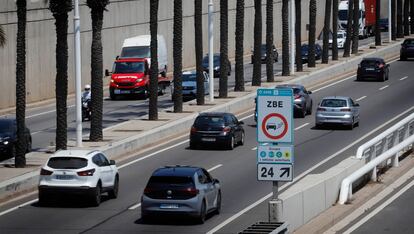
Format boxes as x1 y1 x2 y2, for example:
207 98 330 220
239 222 289 234
339 113 414 205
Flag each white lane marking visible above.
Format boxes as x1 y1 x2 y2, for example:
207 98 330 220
26 105 75 119
208 164 223 172
379 85 389 91
295 123 309 131
206 106 414 234
355 96 367 102
400 76 408 81
311 75 355 93
31 131 42 135
251 147 257 151
343 179 414 234
128 202 141 210
0 199 38 217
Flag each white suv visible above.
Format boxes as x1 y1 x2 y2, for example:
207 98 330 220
38 150 119 206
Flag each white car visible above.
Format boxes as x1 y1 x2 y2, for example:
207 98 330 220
38 150 119 206
329 30 346 49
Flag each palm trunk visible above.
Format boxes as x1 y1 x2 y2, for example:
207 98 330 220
266 0 274 82
194 0 204 104
149 0 159 120
322 0 332 64
173 0 183 112
308 0 317 67
397 0 403 38
252 0 262 86
332 0 339 60
295 0 303 71
234 0 245 91
351 0 359 54
410 0 414 33
219 0 229 98
392 0 397 40
343 0 353 57
15 0 27 168
404 0 410 36
0 25 5 47
89 4 106 141
282 0 289 75
375 0 381 46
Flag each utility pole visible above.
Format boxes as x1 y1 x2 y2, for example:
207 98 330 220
74 0 82 147
208 0 214 103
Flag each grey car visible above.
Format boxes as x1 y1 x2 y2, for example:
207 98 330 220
315 96 360 129
276 84 313 118
141 165 221 223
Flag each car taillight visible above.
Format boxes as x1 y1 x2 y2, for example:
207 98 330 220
341 108 351 112
377 64 384 69
144 187 153 195
77 169 95 176
223 127 231 133
40 168 53 176
185 187 199 195
191 126 197 133
294 94 302 100
317 107 326 111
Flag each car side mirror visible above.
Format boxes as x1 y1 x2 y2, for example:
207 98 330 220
110 160 116 165
213 178 220 184
239 121 244 125
105 69 112 77
307 91 312 94
354 103 360 107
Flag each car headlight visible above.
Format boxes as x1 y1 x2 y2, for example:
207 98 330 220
136 78 143 83
214 66 220 70
3 141 8 145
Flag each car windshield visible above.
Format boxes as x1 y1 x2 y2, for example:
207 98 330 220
148 176 194 186
0 120 13 133
338 34 344 39
338 10 348 21
321 99 347 108
403 40 414 46
182 74 197 82
47 157 88 169
120 46 150 58
202 56 220 66
277 87 301 94
301 45 309 52
194 116 225 126
114 61 145 74
361 60 380 67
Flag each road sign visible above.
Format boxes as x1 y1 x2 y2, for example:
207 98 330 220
257 163 293 182
257 88 293 144
257 145 293 164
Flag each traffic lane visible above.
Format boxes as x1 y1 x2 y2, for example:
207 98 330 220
350 180 414 234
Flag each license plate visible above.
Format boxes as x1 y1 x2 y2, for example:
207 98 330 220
160 204 179 209
55 175 73 180
366 68 375 71
201 138 216 142
114 89 130 94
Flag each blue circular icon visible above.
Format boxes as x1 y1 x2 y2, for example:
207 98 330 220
276 151 283 158
269 151 275 158
260 151 266 157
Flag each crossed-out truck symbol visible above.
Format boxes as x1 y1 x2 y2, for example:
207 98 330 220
266 122 284 131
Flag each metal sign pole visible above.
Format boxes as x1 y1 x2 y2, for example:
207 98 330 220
269 181 283 222
208 0 214 103
74 0 82 147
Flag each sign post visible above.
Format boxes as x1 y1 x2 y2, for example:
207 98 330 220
256 88 294 222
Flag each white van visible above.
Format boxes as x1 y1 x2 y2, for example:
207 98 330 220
120 35 168 76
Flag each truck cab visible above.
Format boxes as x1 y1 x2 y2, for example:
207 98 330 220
338 0 375 38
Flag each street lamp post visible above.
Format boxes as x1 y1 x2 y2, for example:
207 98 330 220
389 0 392 42
74 0 82 147
290 0 295 75
208 0 214 102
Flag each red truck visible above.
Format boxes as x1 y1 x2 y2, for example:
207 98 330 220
338 0 376 38
106 58 171 100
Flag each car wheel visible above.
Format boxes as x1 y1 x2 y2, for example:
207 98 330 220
108 175 119 199
197 200 207 224
26 138 32 153
91 183 102 207
349 118 354 130
38 191 47 206
400 56 407 61
239 132 245 146
356 76 361 81
109 89 116 100
215 191 222 215
315 123 323 129
227 136 235 150
299 107 306 118
307 101 313 115
190 141 198 150
381 73 386 82
9 145 16 158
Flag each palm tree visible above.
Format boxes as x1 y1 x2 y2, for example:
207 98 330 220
351 0 359 54
266 0 274 82
234 0 245 91
0 26 5 47
322 0 332 64
397 0 403 38
49 0 73 150
375 0 381 46
173 0 183 112
149 0 159 120
295 0 303 71
219 0 229 98
15 0 27 168
343 0 353 57
87 0 109 142
194 0 205 104
308 0 317 67
392 0 396 40
282 0 289 76
404 0 410 36
411 0 414 33
332 0 339 61
252 0 262 86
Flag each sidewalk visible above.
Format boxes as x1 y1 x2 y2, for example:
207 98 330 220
0 37 407 204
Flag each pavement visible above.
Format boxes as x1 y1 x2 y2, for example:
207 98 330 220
0 37 409 227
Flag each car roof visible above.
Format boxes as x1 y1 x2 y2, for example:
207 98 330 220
276 84 304 89
51 150 100 159
0 118 15 124
321 96 350 101
116 58 147 62
198 112 231 117
361 57 383 62
152 166 200 177
183 71 196 75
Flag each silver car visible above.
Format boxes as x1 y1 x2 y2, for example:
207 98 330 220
315 96 360 129
141 165 221 223
171 71 210 100
276 84 313 118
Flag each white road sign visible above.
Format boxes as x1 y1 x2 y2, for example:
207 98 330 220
257 145 293 164
257 163 293 182
257 88 293 144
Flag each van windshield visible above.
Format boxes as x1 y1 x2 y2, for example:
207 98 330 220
114 61 145 74
121 46 150 58
338 10 348 21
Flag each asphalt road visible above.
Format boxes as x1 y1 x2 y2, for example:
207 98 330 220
0 35 384 152
0 54 413 233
